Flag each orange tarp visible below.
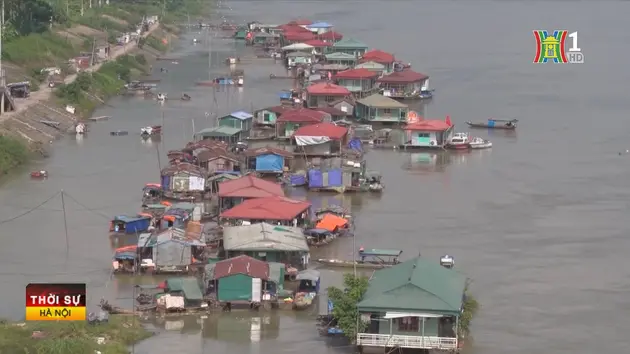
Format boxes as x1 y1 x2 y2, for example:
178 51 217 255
315 213 348 232
115 245 137 252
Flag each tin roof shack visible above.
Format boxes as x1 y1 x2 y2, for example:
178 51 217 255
276 108 330 139
335 68 380 99
328 98 356 117
325 52 357 67
160 202 197 229
222 223 309 266
253 106 292 126
109 215 152 248
218 175 285 211
196 147 241 174
137 229 205 274
402 120 454 149
329 38 368 56
285 51 313 68
294 123 349 157
305 83 351 108
204 255 281 307
218 111 254 134
221 196 311 227
313 107 350 122
157 277 205 310
244 147 294 174
378 70 430 100
356 94 409 123
360 50 396 73
355 61 386 75
356 257 467 351
160 163 207 201
195 126 243 144
307 157 367 193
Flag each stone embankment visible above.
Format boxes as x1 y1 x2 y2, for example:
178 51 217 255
0 23 162 148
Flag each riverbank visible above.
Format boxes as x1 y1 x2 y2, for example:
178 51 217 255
0 315 152 353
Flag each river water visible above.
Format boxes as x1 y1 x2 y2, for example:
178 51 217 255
1 0 629 353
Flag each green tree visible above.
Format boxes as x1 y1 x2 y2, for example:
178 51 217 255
458 288 479 339
327 273 370 342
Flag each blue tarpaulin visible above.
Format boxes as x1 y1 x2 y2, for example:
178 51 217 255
308 169 323 188
328 169 342 187
114 252 136 260
488 120 495 127
161 175 170 190
348 137 362 152
255 154 284 172
278 91 292 99
290 174 306 186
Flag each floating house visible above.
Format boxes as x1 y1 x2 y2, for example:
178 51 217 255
355 94 409 123
306 22 333 34
136 229 205 273
276 109 330 139
221 197 311 227
244 147 294 174
218 111 254 133
328 98 355 116
330 38 368 56
355 61 386 75
222 223 310 266
293 123 349 156
253 106 293 126
312 63 349 75
312 107 350 121
303 39 331 54
282 32 316 45
207 172 240 194
401 120 454 149
286 51 313 67
195 126 243 144
360 50 396 73
281 42 313 52
325 52 357 67
319 31 343 43
251 32 279 45
356 257 467 351
195 147 240 173
378 70 430 100
110 215 152 235
158 277 205 309
160 163 207 200
218 175 285 211
305 83 351 108
334 68 380 99
307 157 366 193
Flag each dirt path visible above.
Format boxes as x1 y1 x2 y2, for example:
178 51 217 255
1 23 160 121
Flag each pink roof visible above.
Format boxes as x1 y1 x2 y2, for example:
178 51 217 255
284 32 316 41
220 196 311 220
306 82 351 96
218 175 285 198
214 255 269 280
303 39 332 47
319 31 343 41
405 120 452 132
377 69 429 84
361 49 395 63
294 123 348 140
277 108 327 123
334 68 379 79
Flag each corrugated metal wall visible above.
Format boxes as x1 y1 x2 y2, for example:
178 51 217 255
218 274 254 301
153 241 191 267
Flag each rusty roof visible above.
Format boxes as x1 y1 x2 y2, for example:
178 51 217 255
218 175 285 198
244 146 294 158
312 107 350 117
277 108 328 123
161 163 204 176
377 69 429 84
221 196 311 221
213 255 270 280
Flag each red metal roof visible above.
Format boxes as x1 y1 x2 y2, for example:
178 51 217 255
334 68 379 79
361 49 395 63
277 108 327 123
263 105 292 115
306 82 351 96
277 24 311 33
221 196 311 220
214 255 270 280
218 175 285 198
244 146 294 158
288 19 312 26
405 120 452 132
377 69 429 84
319 31 343 41
303 39 332 47
312 107 349 117
294 122 348 140
284 32 316 42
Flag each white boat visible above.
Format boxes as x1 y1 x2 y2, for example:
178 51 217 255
445 132 471 150
156 93 167 102
469 136 492 149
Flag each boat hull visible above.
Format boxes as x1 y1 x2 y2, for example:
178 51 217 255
316 259 394 269
470 142 492 149
466 122 516 130
445 143 471 150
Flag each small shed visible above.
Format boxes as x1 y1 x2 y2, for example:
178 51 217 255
163 277 204 308
160 163 206 196
253 106 292 126
204 255 272 302
110 215 151 234
137 229 205 271
195 126 243 144
329 98 355 116
221 197 311 227
222 223 310 265
356 94 409 123
196 148 241 173
244 146 294 173
402 119 454 149
218 111 254 132
218 175 285 211
293 123 349 156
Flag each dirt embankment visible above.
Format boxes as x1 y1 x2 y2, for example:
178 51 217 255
0 22 175 148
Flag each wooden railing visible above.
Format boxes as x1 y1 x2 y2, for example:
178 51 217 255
357 333 457 350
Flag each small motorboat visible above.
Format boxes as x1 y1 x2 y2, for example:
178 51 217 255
160 68 168 73
141 125 162 137
419 89 434 99
156 93 167 102
181 93 191 101
236 76 244 87
445 132 471 150
75 123 86 134
466 119 518 130
440 255 455 269
30 170 48 178
469 136 492 149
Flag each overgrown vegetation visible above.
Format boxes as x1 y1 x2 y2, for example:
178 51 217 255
2 32 80 69
142 35 168 52
327 273 370 342
458 288 479 338
0 316 151 354
0 136 31 175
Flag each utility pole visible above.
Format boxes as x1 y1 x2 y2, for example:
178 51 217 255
0 0 4 88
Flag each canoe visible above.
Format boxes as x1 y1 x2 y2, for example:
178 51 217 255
466 121 517 130
316 259 395 269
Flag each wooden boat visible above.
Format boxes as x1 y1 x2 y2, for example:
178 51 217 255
181 94 191 101
30 170 48 178
317 248 403 269
141 125 162 137
469 136 492 149
466 119 517 130
110 130 128 136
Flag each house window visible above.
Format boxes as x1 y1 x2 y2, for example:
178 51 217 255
215 162 225 170
418 133 430 138
397 317 420 332
383 108 391 115
325 96 336 102
263 113 271 122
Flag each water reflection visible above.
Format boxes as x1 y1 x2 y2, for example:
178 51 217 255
403 151 452 172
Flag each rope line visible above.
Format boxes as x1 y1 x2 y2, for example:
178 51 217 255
0 192 60 225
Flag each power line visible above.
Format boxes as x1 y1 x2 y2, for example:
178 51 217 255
0 192 60 225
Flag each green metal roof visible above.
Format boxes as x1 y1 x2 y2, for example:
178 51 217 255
333 38 368 49
357 257 467 315
165 277 203 301
325 52 357 60
196 126 242 137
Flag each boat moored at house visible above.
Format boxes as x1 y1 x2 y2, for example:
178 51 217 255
293 269 321 310
401 119 454 150
317 248 403 269
445 132 472 150
109 215 152 248
160 163 207 201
